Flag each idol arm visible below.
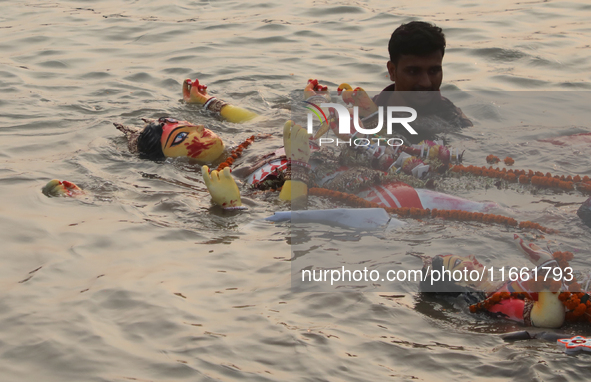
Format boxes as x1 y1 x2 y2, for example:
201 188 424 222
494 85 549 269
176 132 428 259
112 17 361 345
183 79 258 123
279 121 311 202
514 234 565 328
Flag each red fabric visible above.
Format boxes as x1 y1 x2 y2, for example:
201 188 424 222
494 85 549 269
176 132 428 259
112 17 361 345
361 181 423 209
488 299 525 322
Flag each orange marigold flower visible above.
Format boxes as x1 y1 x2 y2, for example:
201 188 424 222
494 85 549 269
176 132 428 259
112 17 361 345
559 292 571 301
486 155 500 164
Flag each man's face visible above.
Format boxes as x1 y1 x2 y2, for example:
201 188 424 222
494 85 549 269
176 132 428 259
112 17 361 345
387 50 443 104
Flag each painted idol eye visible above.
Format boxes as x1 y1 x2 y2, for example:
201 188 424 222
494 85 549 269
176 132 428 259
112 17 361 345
172 132 188 146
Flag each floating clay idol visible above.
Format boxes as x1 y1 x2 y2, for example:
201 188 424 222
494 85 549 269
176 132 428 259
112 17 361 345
558 336 591 355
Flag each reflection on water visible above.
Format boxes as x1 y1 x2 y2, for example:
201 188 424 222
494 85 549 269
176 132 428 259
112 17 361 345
2 0 591 381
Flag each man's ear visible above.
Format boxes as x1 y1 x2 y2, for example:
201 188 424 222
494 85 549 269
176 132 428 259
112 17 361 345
386 61 396 82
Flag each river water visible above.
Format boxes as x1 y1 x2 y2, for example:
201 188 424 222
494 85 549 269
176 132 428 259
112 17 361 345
2 0 591 381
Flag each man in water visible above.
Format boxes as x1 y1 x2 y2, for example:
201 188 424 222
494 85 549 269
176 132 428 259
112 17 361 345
360 21 473 137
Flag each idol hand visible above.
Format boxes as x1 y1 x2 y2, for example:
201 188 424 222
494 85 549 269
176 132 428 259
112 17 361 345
183 78 212 105
514 234 554 267
201 166 242 208
304 79 331 103
337 83 353 96
342 85 378 118
283 121 311 163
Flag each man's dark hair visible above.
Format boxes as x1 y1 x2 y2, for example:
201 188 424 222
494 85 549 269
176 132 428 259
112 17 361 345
578 197 591 228
388 21 446 65
137 122 165 160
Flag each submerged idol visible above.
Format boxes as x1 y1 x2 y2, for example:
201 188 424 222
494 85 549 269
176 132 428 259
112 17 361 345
103 77 479 213
419 235 591 329
42 20 591 330
42 76 591 329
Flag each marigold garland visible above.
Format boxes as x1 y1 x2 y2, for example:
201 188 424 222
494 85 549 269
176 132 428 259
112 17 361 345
216 135 255 172
518 221 555 232
451 164 590 192
504 157 514 166
559 292 591 323
307 187 558 232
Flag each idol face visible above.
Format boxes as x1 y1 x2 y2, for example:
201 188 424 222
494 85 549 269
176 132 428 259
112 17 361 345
440 254 484 273
42 179 82 197
160 119 224 162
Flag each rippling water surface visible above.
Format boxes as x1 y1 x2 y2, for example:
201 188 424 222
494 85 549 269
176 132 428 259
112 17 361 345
2 1 591 381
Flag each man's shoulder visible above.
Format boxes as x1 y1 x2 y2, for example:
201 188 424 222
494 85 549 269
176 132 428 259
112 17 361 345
373 83 472 128
438 96 473 127
372 83 397 106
